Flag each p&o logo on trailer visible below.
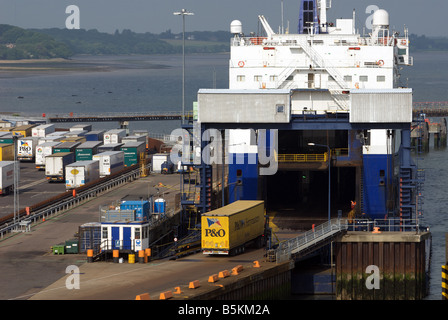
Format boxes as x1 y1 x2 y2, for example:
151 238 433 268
204 218 226 237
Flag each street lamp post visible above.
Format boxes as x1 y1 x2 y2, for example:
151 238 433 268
308 143 331 222
173 9 194 125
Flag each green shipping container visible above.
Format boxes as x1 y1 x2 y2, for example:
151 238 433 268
54 142 81 154
75 141 102 161
121 141 145 167
52 244 65 255
65 239 79 254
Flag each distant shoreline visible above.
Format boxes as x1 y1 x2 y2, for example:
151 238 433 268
0 58 69 64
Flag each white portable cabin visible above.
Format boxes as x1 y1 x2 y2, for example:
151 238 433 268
100 221 150 252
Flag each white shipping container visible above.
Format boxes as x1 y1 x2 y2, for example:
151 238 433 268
31 124 55 138
103 129 126 145
17 137 39 161
152 153 169 173
93 151 124 177
0 161 17 195
122 135 146 143
38 136 64 145
70 124 92 132
65 160 100 190
35 141 61 169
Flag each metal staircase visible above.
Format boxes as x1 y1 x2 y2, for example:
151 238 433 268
297 39 350 110
274 38 349 110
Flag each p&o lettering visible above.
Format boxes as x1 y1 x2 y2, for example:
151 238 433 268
205 229 226 237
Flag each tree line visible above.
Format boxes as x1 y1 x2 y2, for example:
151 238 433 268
0 24 231 59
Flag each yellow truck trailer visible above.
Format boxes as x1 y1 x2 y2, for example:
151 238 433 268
0 144 14 161
12 124 37 137
201 200 268 256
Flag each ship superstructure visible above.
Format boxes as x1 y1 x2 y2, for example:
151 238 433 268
184 0 417 227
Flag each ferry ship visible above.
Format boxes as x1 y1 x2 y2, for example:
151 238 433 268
189 0 418 226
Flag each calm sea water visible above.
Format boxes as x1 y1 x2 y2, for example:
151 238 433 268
0 51 447 300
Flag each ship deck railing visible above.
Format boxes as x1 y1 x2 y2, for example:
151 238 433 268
231 35 403 48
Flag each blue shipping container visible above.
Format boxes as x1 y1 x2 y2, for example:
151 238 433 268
120 201 149 221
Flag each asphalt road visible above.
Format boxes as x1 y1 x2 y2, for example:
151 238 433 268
0 171 183 300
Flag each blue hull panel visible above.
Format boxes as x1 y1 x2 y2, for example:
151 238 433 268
228 153 259 203
362 154 393 220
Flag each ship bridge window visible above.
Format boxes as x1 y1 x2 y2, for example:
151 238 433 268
398 48 407 55
377 75 386 82
359 75 368 82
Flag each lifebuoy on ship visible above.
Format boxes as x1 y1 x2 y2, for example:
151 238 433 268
377 60 385 67
401 39 407 45
355 82 359 89
238 61 245 68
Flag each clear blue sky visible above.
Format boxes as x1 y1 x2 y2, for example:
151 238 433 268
0 0 445 36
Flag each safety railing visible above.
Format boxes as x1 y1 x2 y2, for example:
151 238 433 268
277 152 327 163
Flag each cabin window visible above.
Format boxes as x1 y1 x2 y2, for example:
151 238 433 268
254 75 262 82
276 104 285 113
237 75 245 82
102 227 108 239
270 75 278 82
344 75 352 82
134 228 141 240
377 75 386 82
359 75 368 82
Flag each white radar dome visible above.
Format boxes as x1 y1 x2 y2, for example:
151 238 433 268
230 20 243 34
372 9 389 27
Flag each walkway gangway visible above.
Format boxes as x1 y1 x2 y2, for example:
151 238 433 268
269 218 349 263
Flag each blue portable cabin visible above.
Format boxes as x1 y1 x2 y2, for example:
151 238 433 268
100 220 150 252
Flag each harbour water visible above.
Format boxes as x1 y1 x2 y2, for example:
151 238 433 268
0 51 447 300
